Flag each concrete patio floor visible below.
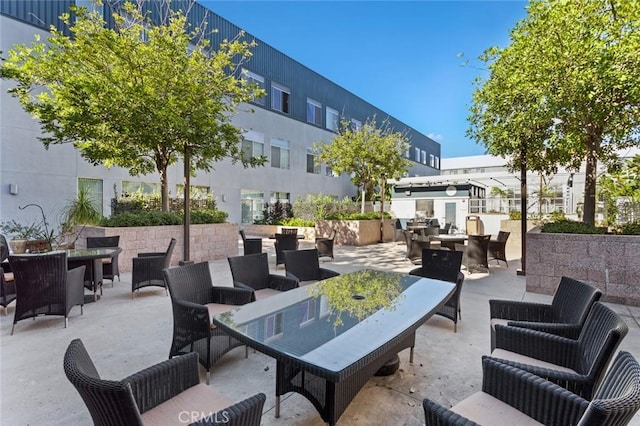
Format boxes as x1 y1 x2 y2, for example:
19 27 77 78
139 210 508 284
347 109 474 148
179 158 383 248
1 240 639 425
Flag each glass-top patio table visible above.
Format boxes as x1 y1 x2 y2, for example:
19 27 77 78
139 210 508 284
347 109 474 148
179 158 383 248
212 269 455 425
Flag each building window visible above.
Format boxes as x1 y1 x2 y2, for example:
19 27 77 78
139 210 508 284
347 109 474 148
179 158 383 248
271 82 290 114
265 312 283 340
242 130 264 159
430 154 435 167
299 299 316 326
122 181 160 195
325 165 334 177
306 148 320 174
270 192 290 204
326 107 339 131
78 178 103 215
176 184 210 199
306 98 322 126
242 69 265 105
351 118 361 129
435 156 440 169
405 147 411 158
241 189 264 224
421 150 427 165
271 138 290 169
414 147 420 162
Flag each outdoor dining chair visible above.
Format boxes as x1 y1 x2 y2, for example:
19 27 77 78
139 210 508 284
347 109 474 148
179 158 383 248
163 262 254 384
274 233 299 267
423 351 640 426
409 248 464 332
490 301 628 399
228 252 298 300
131 238 176 298
8 251 85 334
86 235 121 284
315 228 336 260
239 229 262 255
489 276 602 350
0 234 16 315
64 339 266 426
283 248 340 286
455 234 490 273
488 230 510 266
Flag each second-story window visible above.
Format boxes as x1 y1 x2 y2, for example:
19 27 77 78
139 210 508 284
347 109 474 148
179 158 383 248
351 118 361 130
271 82 290 114
306 98 322 126
326 107 339 131
430 154 435 167
414 147 420 162
271 138 290 169
242 70 265 105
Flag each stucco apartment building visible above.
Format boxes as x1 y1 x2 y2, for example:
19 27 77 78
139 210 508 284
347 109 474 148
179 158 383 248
0 0 439 227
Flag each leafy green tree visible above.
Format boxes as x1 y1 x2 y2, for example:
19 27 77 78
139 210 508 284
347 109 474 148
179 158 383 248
0 0 266 211
315 117 412 214
598 155 640 225
468 0 640 225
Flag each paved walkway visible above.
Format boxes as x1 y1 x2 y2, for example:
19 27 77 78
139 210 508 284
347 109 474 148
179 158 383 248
1 240 639 425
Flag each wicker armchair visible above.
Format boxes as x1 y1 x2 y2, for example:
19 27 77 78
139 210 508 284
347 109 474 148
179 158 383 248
64 339 266 426
163 262 254 384
423 351 640 426
132 238 176 298
86 235 121 284
490 276 602 350
274 233 299 266
227 252 298 300
409 249 464 332
455 234 490 274
403 230 431 264
280 227 298 235
8 251 85 334
490 301 628 399
315 228 336 260
239 230 262 255
488 230 510 266
0 234 16 315
283 248 340 286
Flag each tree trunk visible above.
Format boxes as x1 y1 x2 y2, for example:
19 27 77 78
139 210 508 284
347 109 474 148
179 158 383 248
361 187 366 214
582 147 599 226
160 167 170 212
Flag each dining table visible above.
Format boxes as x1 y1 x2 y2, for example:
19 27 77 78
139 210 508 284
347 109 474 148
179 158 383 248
67 248 121 302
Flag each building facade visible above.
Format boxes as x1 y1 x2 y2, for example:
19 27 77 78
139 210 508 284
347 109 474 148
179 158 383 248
0 0 440 227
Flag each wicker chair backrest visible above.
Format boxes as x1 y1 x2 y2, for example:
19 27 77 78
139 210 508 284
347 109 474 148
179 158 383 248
578 302 628 384
64 339 145 425
163 238 177 269
228 253 270 290
584 351 640 425
164 261 214 306
283 249 321 282
551 277 602 324
0 234 9 262
420 248 462 284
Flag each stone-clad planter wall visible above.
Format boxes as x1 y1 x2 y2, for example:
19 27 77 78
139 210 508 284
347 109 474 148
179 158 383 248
526 227 640 306
76 223 238 273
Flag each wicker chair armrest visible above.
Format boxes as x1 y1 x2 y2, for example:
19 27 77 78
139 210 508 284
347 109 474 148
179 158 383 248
507 321 582 339
67 265 86 289
137 252 165 258
494 324 577 367
481 356 589 424
268 274 299 291
232 282 257 302
1 261 12 273
489 299 554 321
422 399 480 426
211 286 254 305
190 393 266 426
124 352 200 414
66 266 86 306
172 299 211 336
319 268 340 280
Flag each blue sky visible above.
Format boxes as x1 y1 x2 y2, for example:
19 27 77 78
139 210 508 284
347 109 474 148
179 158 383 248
199 1 528 159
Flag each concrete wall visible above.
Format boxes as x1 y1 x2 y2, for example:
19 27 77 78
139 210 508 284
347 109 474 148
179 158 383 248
526 228 640 306
76 223 239 272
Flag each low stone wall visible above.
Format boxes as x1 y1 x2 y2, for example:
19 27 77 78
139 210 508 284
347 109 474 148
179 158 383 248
526 228 640 306
317 219 394 246
77 223 239 272
240 224 315 240
500 219 541 261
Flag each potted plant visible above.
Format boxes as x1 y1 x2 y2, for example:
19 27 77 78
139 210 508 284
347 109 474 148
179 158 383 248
58 186 102 248
0 219 40 253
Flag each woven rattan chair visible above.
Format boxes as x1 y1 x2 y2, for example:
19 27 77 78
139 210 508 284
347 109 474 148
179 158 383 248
315 228 336 260
409 249 464 332
64 339 266 426
488 230 510 266
274 233 299 266
455 234 490 274
227 252 298 300
0 235 16 315
490 301 628 399
86 235 121 284
490 276 602 350
404 230 431 264
280 227 298 235
163 262 254 384
8 251 85 334
132 238 176 298
283 248 340 286
423 351 640 426
239 229 262 255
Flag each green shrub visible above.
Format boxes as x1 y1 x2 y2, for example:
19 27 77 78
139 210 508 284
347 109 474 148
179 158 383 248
618 222 640 235
326 212 391 220
189 209 228 224
509 211 521 220
281 217 315 227
541 219 605 234
100 211 182 227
